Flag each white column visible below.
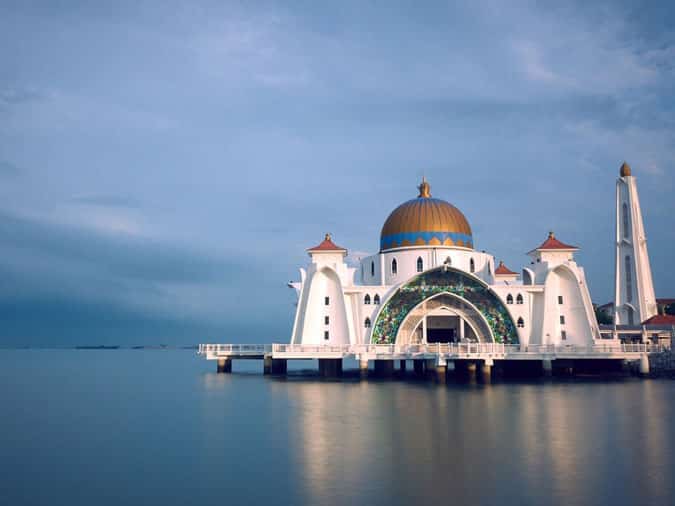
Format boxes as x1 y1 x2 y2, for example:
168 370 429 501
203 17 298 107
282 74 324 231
459 318 465 340
422 316 428 343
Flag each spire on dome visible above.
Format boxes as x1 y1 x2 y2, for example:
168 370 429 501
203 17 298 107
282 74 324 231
417 176 431 198
620 161 632 177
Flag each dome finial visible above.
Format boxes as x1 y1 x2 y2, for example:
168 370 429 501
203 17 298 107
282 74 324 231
417 176 431 198
549 231 555 239
620 161 632 177
324 232 332 241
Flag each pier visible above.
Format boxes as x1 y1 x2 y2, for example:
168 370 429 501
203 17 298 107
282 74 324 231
198 342 669 378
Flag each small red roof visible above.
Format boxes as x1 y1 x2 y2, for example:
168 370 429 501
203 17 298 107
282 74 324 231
494 261 517 276
307 233 347 253
532 231 578 251
642 314 675 326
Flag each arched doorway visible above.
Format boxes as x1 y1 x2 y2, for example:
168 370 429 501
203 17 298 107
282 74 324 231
396 293 493 345
371 266 518 344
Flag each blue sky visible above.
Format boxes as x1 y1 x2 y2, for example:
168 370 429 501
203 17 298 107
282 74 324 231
1 1 674 345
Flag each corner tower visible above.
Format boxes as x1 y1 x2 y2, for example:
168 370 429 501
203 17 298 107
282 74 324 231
614 162 657 325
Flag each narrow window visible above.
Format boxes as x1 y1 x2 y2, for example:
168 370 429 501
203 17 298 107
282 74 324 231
625 255 633 303
561 330 567 341
391 258 397 275
324 316 329 325
324 296 330 306
470 258 475 273
516 294 524 305
416 257 423 273
445 256 451 266
627 306 634 326
488 262 492 275
623 203 630 238
371 261 375 277
364 294 371 305
558 296 564 305
364 317 371 328
324 331 329 340
506 294 513 305
517 317 524 328
560 315 565 325
373 294 380 305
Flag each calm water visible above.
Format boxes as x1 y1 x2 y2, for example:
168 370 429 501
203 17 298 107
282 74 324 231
1 350 674 506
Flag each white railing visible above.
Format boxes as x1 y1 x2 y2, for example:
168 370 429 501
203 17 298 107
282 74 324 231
199 342 667 357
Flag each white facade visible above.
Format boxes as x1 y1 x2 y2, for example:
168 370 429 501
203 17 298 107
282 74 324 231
614 163 657 325
289 175 613 348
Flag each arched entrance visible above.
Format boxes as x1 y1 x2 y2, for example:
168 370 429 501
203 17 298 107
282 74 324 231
396 293 493 345
371 266 518 344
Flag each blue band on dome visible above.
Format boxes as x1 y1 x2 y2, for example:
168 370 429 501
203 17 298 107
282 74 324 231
380 231 473 250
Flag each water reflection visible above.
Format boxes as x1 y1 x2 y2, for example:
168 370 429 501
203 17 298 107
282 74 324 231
272 376 674 506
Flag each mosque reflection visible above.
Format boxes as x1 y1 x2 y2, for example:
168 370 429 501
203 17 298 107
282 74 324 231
268 376 673 506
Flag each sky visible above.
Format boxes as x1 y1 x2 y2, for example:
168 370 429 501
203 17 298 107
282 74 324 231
1 0 674 346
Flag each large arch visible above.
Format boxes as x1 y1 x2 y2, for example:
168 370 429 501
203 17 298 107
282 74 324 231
396 292 494 345
371 266 519 344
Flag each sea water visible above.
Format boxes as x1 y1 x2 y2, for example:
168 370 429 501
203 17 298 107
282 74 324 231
1 349 673 506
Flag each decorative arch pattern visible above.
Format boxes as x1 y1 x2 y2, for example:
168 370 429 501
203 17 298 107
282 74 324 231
371 267 518 344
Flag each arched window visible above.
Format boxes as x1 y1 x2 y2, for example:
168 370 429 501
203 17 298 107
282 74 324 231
470 258 475 273
364 317 371 328
488 262 492 275
625 255 633 302
516 294 524 305
371 261 375 277
626 306 634 326
373 294 380 305
391 258 398 275
506 294 514 305
364 294 371 305
517 317 524 328
416 257 423 273
444 256 451 266
623 203 630 238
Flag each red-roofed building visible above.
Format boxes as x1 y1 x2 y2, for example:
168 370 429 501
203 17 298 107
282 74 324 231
307 233 347 254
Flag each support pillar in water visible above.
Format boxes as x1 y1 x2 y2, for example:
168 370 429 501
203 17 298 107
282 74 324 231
318 358 343 378
480 359 493 382
374 360 394 377
542 359 553 377
414 360 425 376
639 354 650 376
359 358 369 378
217 358 232 373
263 355 272 375
466 361 477 381
271 359 287 375
399 360 407 373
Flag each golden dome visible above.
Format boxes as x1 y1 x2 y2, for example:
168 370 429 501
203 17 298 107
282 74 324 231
620 161 632 177
380 178 473 251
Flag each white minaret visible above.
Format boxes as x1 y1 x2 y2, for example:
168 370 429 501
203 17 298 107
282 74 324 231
614 162 657 325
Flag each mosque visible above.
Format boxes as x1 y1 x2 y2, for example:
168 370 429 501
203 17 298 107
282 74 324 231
289 164 669 347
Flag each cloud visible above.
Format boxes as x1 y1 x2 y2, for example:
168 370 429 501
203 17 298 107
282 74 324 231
70 195 142 208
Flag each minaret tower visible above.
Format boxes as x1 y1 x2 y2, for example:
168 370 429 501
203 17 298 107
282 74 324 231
614 162 657 325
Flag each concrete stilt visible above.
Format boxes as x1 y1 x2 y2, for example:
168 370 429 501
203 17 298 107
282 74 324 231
359 358 369 378
263 355 272 375
466 361 477 381
436 364 447 383
414 360 425 376
542 359 553 377
639 354 650 376
399 360 407 373
271 358 287 375
480 360 492 382
318 358 343 378
217 358 232 373
374 360 394 377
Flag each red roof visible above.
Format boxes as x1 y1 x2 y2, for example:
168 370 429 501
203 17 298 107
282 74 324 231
494 261 517 275
532 231 578 251
307 234 347 252
642 314 675 326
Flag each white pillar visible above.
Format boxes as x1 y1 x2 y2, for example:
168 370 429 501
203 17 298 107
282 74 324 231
422 316 428 343
460 318 465 340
